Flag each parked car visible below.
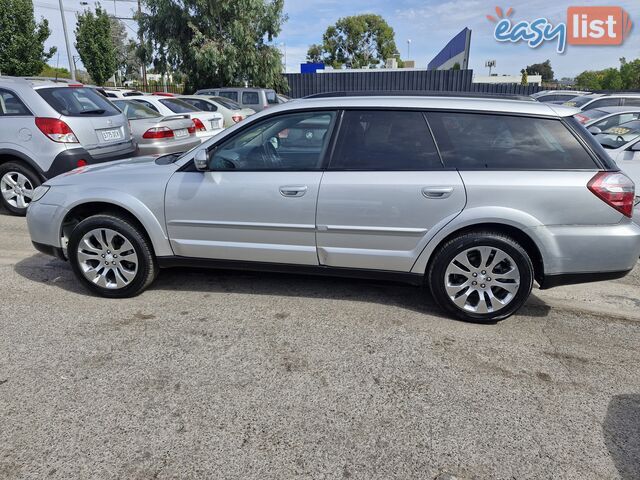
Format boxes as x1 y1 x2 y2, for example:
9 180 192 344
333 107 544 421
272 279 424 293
277 94 291 104
100 88 145 99
531 90 589 103
194 87 279 112
575 106 640 134
112 99 201 156
0 76 135 215
129 96 224 141
179 95 255 128
564 93 640 111
593 120 640 198
26 95 640 323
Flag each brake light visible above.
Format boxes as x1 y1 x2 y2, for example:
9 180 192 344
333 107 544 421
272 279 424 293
68 84 84 88
188 122 196 134
575 114 590 124
588 172 635 218
35 117 79 143
142 126 174 139
192 118 206 132
77 159 87 167
231 114 244 123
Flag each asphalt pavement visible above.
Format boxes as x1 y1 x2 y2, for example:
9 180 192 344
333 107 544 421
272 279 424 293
1 210 639 479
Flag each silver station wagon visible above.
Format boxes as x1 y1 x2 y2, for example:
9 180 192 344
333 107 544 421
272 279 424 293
27 95 640 322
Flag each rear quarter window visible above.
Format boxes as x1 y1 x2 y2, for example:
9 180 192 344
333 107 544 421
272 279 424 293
427 112 598 170
37 87 120 117
242 92 259 105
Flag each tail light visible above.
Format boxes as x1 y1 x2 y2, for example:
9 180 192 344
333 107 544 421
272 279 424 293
76 159 87 167
192 118 206 132
35 117 79 143
588 172 635 218
574 114 590 124
188 122 196 134
231 114 244 123
142 126 174 139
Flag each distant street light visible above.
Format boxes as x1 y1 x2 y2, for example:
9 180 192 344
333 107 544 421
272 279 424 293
407 39 412 59
59 0 76 80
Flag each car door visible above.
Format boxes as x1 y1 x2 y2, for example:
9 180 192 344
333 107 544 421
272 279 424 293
316 110 466 272
164 110 337 265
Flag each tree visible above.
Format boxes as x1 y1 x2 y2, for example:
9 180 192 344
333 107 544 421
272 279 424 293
39 65 71 79
600 67 623 90
0 0 55 75
308 14 399 69
520 69 528 86
75 5 118 85
306 44 324 63
526 60 554 82
139 0 288 91
620 57 640 90
452 62 461 71
574 70 603 90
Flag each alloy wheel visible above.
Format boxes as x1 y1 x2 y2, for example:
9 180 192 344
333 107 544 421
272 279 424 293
1 171 34 209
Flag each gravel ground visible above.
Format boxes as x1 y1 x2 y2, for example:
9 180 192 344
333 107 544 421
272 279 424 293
1 210 639 480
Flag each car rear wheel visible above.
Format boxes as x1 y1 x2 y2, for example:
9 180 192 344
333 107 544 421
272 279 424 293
0 162 41 216
68 214 157 297
428 231 534 323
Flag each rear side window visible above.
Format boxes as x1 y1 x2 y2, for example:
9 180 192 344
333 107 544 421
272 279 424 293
330 110 442 170
588 98 621 109
242 92 259 105
427 112 597 169
219 91 238 102
183 98 216 112
132 99 159 113
159 98 198 113
113 100 160 119
37 87 120 116
0 89 31 115
623 98 640 107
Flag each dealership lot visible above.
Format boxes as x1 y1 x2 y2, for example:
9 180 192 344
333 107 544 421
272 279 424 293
1 210 639 479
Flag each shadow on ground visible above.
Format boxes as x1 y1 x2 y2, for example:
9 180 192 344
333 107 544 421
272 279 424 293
13 253 551 320
604 394 640 480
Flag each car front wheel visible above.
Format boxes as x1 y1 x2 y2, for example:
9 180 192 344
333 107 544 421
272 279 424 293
428 231 534 323
68 214 157 297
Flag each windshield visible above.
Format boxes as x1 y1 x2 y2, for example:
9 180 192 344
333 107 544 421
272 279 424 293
209 96 242 110
594 120 640 149
113 100 160 119
37 87 121 116
159 98 199 113
564 95 597 107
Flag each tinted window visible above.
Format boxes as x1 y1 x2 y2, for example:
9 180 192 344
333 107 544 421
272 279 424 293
159 98 198 113
209 111 336 170
330 110 441 170
0 89 30 115
131 99 159 113
427 112 596 169
555 94 579 102
219 91 238 102
266 91 278 104
37 87 120 116
123 91 143 97
242 92 259 105
113 100 160 119
591 113 640 131
564 95 596 107
183 98 217 112
210 96 241 110
623 98 640 107
588 98 621 109
535 94 557 103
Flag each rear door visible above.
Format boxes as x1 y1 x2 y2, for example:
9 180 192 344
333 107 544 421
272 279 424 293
316 110 466 272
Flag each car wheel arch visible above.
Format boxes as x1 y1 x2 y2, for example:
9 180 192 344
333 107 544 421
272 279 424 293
0 150 45 181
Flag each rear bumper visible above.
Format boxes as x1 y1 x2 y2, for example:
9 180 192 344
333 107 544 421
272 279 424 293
136 138 201 156
44 144 137 179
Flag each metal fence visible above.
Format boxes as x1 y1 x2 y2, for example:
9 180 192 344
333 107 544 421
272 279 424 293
284 69 542 98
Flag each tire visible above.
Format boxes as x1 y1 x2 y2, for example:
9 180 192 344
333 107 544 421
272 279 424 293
0 162 42 216
67 214 158 298
427 231 534 323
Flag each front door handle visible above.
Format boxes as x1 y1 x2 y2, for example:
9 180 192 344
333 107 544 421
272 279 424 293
279 185 308 197
422 186 454 199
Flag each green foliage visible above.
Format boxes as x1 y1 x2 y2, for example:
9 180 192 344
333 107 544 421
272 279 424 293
75 5 118 85
139 0 288 91
39 65 71 79
525 60 554 82
620 57 640 90
452 62 461 71
575 57 640 90
520 69 528 86
308 14 399 69
0 0 55 75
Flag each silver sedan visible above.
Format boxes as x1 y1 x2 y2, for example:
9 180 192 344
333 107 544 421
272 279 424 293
113 99 201 156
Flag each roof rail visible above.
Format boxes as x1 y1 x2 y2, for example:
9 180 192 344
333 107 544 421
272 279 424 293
303 90 536 101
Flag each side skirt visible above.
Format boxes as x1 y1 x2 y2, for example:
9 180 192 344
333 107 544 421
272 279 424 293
157 256 424 286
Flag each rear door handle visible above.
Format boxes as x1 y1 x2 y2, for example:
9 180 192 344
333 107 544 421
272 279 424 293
279 185 308 197
422 186 454 199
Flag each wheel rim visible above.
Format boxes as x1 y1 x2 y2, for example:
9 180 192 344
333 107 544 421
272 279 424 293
444 246 521 314
1 171 34 209
77 228 139 289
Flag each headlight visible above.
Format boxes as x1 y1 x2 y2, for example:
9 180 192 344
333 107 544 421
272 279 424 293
31 185 50 202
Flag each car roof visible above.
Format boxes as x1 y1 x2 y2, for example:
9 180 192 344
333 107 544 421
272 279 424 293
0 76 86 89
271 95 579 118
531 90 587 97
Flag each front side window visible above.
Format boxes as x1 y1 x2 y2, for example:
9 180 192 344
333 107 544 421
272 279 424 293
37 87 120 117
159 98 198 113
242 92 259 105
0 89 30 115
218 91 238 102
330 110 442 170
208 111 336 170
427 112 597 169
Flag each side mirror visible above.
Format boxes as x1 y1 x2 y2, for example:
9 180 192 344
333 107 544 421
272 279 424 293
587 126 602 135
194 149 209 171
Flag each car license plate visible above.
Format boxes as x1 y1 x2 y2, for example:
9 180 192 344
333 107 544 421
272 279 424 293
174 128 188 138
210 119 221 129
101 128 122 141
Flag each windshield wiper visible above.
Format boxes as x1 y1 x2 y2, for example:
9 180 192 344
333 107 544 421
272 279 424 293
80 109 106 115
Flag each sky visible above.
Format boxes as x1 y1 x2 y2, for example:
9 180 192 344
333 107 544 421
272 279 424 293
36 0 640 79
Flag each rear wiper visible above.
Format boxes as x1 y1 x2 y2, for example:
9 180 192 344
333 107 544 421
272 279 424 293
80 109 106 114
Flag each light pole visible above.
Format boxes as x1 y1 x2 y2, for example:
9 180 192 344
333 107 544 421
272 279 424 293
407 39 412 59
59 0 76 80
